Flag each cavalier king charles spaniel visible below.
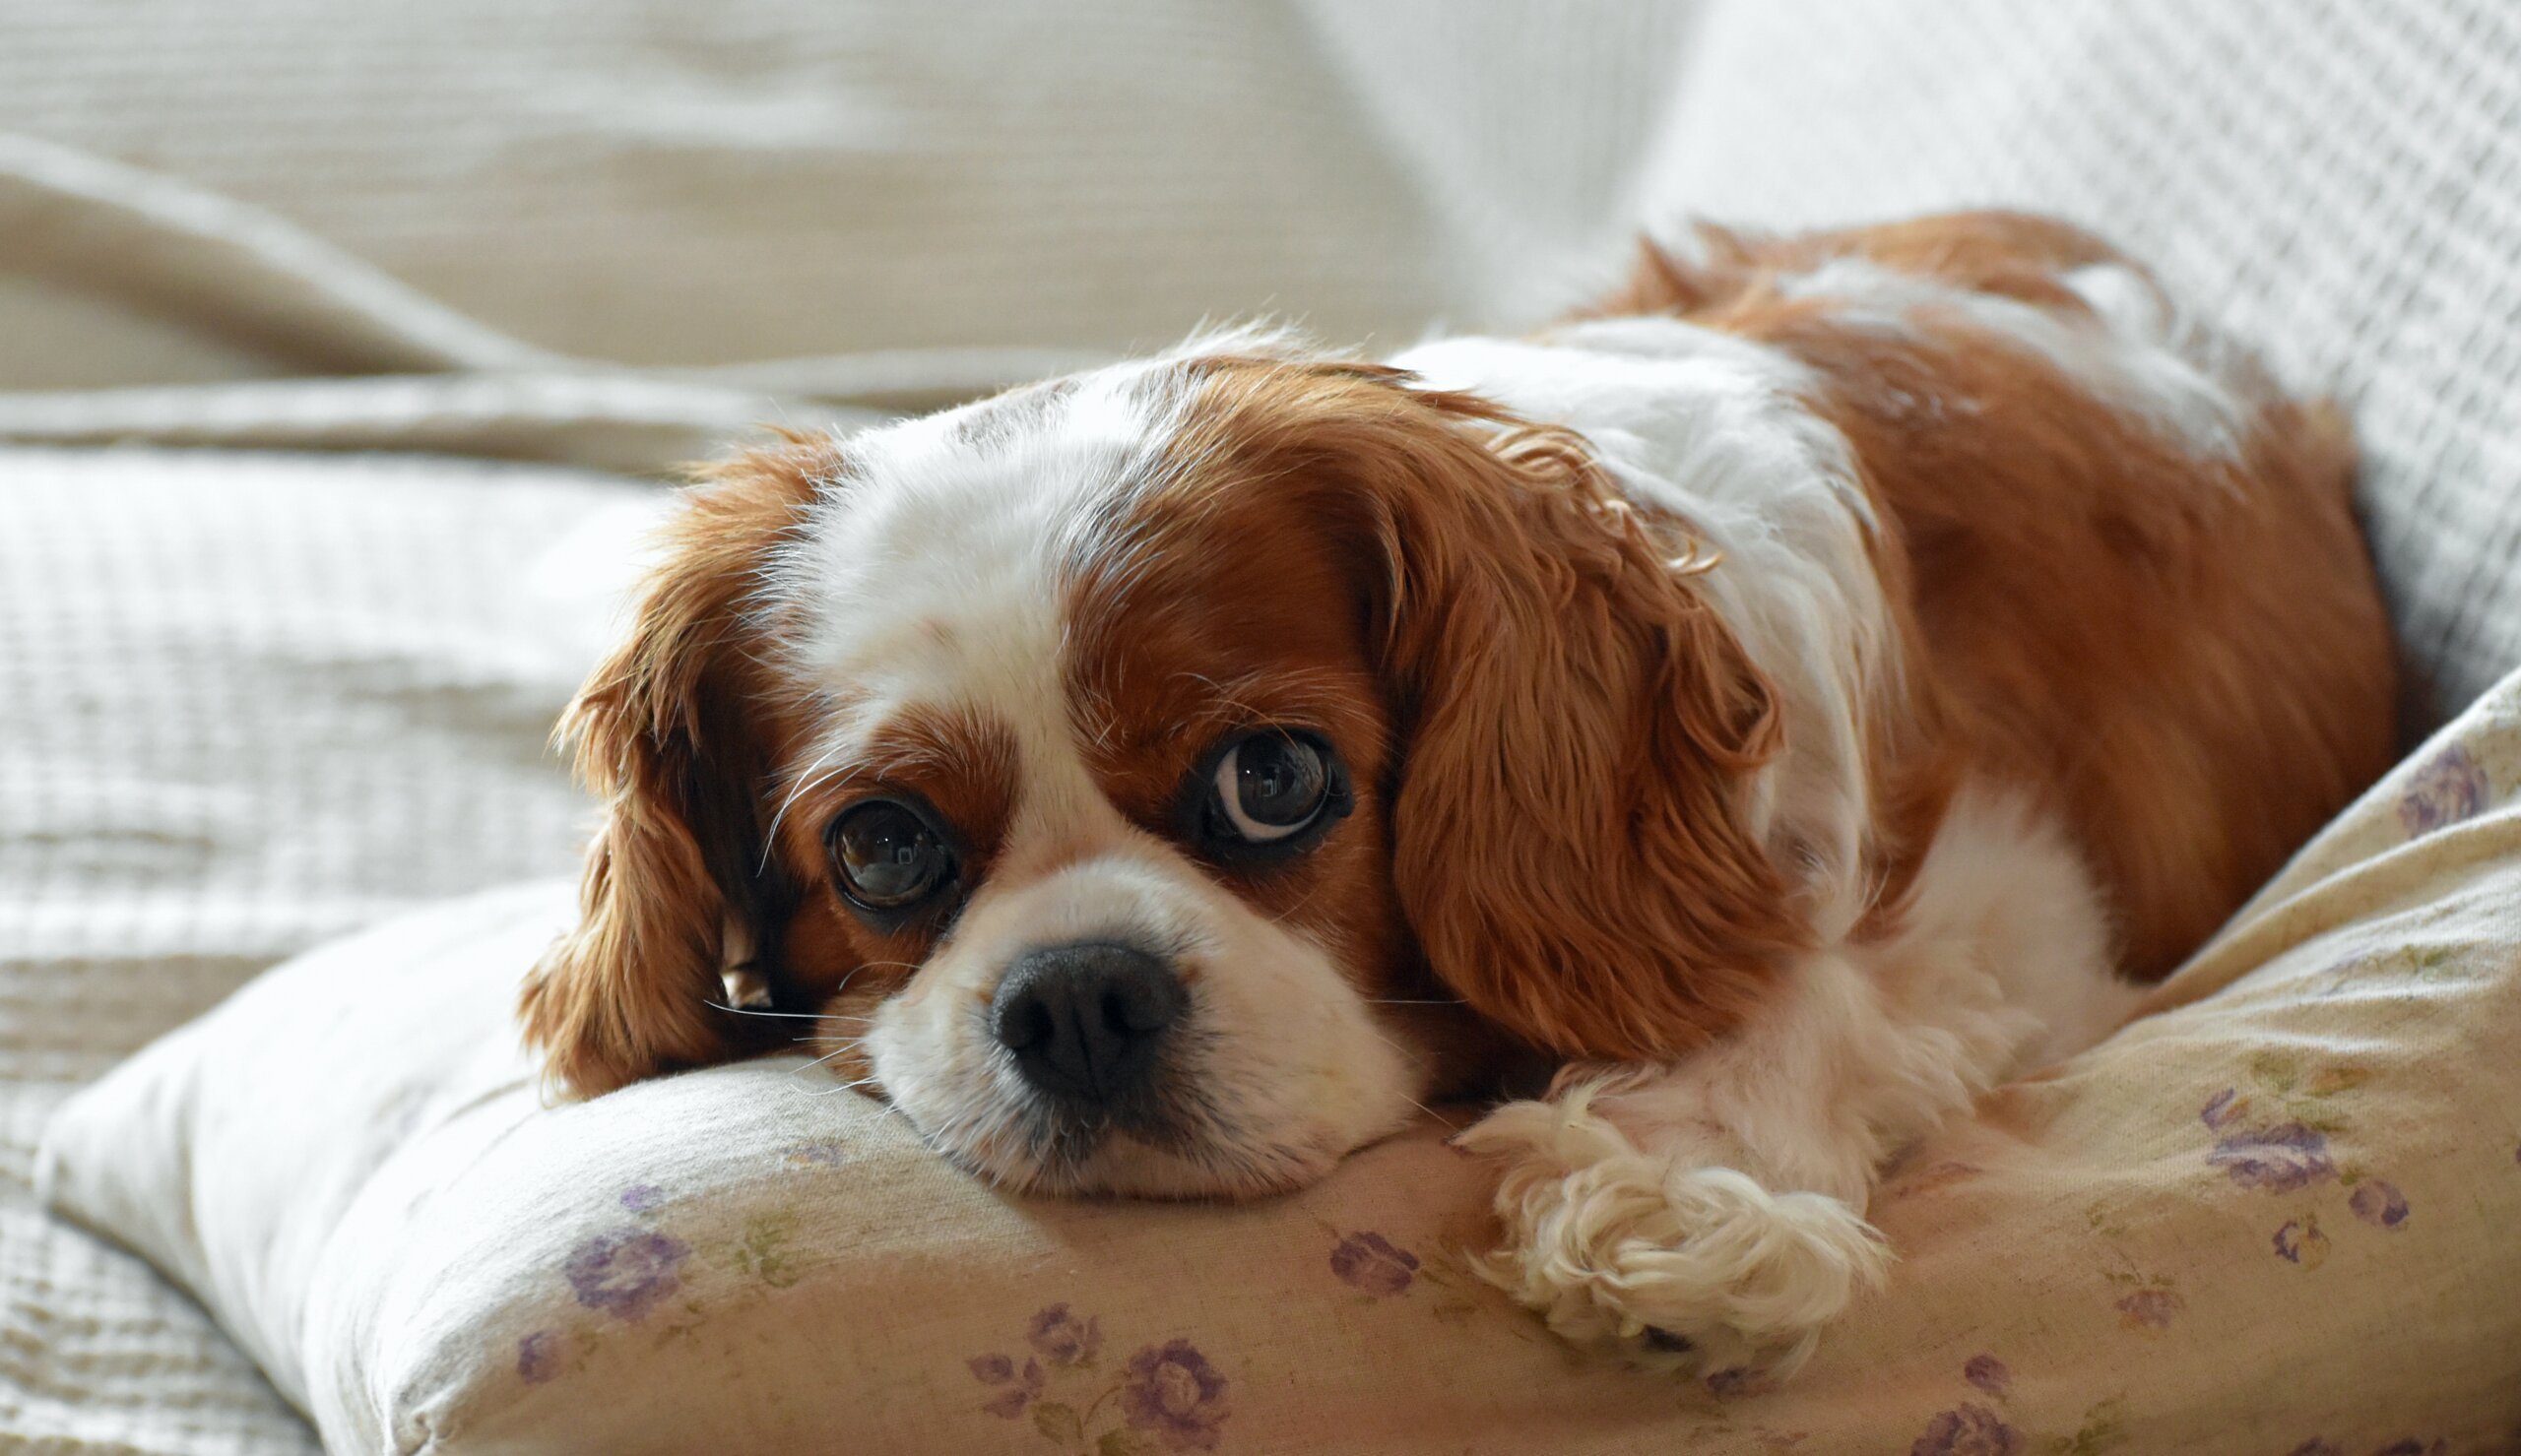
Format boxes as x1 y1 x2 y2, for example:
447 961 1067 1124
521 212 2396 1374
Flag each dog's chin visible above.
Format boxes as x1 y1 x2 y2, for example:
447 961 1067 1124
908 1102 1370 1202
866 1019 1431 1201
985 1133 1345 1202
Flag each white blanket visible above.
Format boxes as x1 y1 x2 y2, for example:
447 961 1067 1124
0 448 638 1452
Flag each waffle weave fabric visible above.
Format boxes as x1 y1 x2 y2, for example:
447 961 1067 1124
0 449 628 1454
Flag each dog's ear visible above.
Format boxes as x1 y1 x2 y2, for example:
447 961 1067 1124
1177 361 1806 1060
1581 224 1761 319
521 439 826 1097
1375 400 1809 1060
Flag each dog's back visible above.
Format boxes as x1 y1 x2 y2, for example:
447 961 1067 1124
1596 211 2396 978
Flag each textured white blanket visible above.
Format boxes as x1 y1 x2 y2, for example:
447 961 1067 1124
0 449 645 1452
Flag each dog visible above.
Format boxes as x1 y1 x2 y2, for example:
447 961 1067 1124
520 212 2396 1374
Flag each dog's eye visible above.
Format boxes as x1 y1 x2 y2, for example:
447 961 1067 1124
1214 733 1326 840
828 798 958 913
1193 730 1350 860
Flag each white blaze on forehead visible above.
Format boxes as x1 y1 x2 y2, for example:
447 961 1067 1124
768 365 1180 789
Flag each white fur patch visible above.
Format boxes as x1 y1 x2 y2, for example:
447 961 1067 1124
1777 256 2249 460
774 366 1165 777
1459 1087 1889 1374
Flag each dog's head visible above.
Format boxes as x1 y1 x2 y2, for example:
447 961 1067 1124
521 342 1805 1196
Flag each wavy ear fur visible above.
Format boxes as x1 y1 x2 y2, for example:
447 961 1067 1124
521 440 824 1096
1178 360 1807 1060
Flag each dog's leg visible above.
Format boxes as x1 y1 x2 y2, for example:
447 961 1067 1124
1456 790 2134 1374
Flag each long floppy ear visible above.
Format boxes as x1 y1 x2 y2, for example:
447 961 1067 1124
1179 360 1806 1061
521 439 825 1096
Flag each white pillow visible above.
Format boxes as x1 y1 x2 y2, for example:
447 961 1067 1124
42 674 2521 1454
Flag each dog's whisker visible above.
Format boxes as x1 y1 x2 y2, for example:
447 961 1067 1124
760 745 865 868
1360 1023 1463 1131
709 1002 826 1020
797 1043 870 1073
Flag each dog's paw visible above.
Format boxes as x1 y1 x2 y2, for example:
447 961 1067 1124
1454 1090 1890 1375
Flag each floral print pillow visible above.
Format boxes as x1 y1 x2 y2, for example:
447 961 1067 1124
44 670 2521 1453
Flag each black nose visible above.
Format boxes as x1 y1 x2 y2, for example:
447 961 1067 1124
991 941 1186 1105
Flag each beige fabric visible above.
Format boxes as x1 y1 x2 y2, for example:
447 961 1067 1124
0 5 1693 475
1642 0 2521 726
41 666 2521 1454
0 447 632 1455
0 3 1692 385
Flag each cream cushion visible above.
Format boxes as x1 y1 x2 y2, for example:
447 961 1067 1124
40 671 2521 1454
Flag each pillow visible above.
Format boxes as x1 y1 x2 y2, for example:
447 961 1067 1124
41 673 2521 1454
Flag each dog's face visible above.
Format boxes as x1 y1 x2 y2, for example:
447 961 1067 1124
523 345 1802 1198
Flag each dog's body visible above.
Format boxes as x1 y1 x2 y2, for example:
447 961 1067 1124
523 213 2396 1373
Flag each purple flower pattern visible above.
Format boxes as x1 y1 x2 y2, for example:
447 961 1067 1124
783 1138 850 1169
2349 1179 2410 1229
969 1354 1047 1420
617 1183 664 1213
966 1309 1228 1452
2285 1442 2344 1456
562 1230 690 1322
1317 1224 1498 1327
2115 1288 2182 1330
2397 743 2489 837
1329 1232 1421 1297
1026 1303 1103 1366
516 1329 564 1384
2272 1216 2330 1268
2199 1088 2248 1130
1122 1339 1231 1452
1963 1355 2011 1398
1910 1403 2022 1456
2209 1122 2337 1193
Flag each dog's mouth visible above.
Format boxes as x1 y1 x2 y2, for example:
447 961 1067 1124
911 1062 1352 1201
942 1127 1342 1201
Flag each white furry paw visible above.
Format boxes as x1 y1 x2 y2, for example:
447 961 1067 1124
1455 1090 1891 1375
